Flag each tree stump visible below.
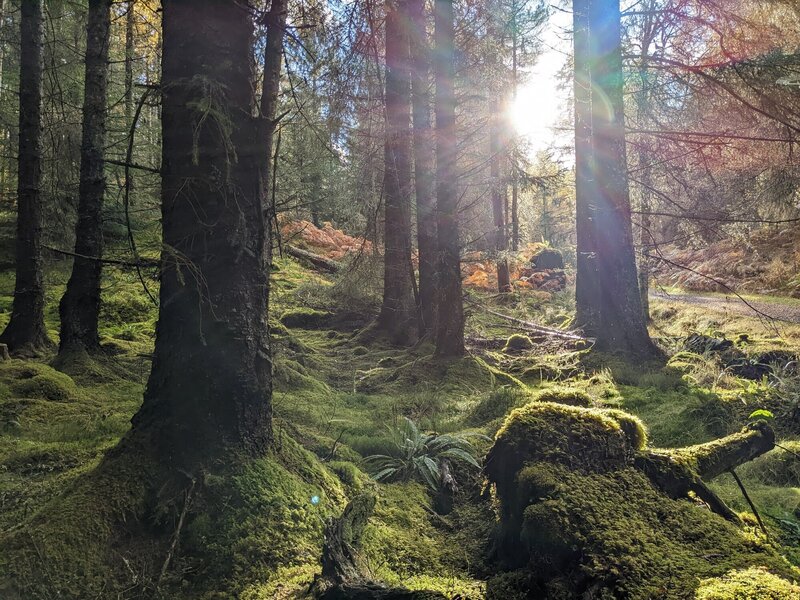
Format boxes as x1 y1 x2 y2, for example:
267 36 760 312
312 493 446 600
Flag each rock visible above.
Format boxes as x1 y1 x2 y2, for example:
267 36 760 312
532 248 564 270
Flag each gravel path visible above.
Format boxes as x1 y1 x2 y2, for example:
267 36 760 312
651 292 800 324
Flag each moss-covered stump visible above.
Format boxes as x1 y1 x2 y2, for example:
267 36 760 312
483 402 799 598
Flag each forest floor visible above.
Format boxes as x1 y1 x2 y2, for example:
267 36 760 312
1 223 800 597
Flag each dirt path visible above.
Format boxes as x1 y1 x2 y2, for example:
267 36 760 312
651 291 800 324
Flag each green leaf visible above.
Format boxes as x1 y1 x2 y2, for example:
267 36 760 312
749 409 774 420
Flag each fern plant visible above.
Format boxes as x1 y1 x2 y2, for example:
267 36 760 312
362 417 484 492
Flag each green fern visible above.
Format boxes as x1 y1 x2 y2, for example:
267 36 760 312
362 417 485 492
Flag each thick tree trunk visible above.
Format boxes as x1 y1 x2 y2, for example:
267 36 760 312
58 0 112 355
433 0 464 357
130 0 272 469
585 0 655 355
1 0 50 354
409 0 437 338
378 0 417 345
572 0 600 336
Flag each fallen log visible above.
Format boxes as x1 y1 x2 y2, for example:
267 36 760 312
286 244 341 273
670 421 775 481
635 422 776 522
312 493 446 600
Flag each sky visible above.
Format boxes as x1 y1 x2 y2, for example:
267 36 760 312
509 4 573 156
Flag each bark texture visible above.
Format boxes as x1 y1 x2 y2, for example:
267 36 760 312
582 0 655 355
59 0 112 354
378 0 417 345
409 0 437 338
572 0 600 335
130 0 273 468
433 0 464 357
1 0 50 354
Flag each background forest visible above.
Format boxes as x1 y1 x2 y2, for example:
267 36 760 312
0 0 799 598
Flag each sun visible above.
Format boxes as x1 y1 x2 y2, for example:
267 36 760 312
507 58 567 155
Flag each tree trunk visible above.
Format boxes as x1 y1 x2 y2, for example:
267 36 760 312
491 102 511 293
585 0 655 355
409 0 437 338
433 0 464 357
130 0 273 469
511 19 520 252
378 0 417 345
58 0 112 355
124 0 135 190
0 0 50 354
638 155 652 322
572 0 600 336
260 0 288 235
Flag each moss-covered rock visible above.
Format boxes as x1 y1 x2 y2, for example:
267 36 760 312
483 401 799 599
533 387 593 408
695 567 800 599
502 334 534 354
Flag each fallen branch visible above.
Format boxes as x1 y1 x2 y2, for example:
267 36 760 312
286 244 341 274
467 299 591 343
44 245 158 269
636 422 776 523
672 421 775 481
730 468 769 538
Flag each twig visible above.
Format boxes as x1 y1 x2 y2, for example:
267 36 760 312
124 88 158 307
44 245 157 268
157 478 196 589
729 468 769 539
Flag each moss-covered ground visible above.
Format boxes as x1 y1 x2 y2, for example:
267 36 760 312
1 242 799 597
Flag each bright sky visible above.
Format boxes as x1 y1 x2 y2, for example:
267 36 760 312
509 5 573 156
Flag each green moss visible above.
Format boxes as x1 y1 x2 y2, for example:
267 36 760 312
601 408 648 450
484 400 798 598
1 361 78 402
0 436 160 599
695 567 800 599
352 346 369 356
279 307 332 329
488 402 633 478
503 334 534 353
464 386 531 426
532 387 593 408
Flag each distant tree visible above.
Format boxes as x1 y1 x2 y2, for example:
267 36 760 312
434 0 465 357
572 0 599 334
130 0 275 466
58 0 112 356
1 0 50 354
583 0 655 355
409 0 438 337
378 0 417 344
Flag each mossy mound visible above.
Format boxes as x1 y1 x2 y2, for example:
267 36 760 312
532 386 593 408
0 360 79 402
0 434 349 599
696 567 800 599
502 334 534 354
280 307 333 329
483 402 798 598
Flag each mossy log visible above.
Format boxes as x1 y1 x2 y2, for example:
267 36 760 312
286 244 341 273
636 422 775 522
672 421 775 480
313 493 446 600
